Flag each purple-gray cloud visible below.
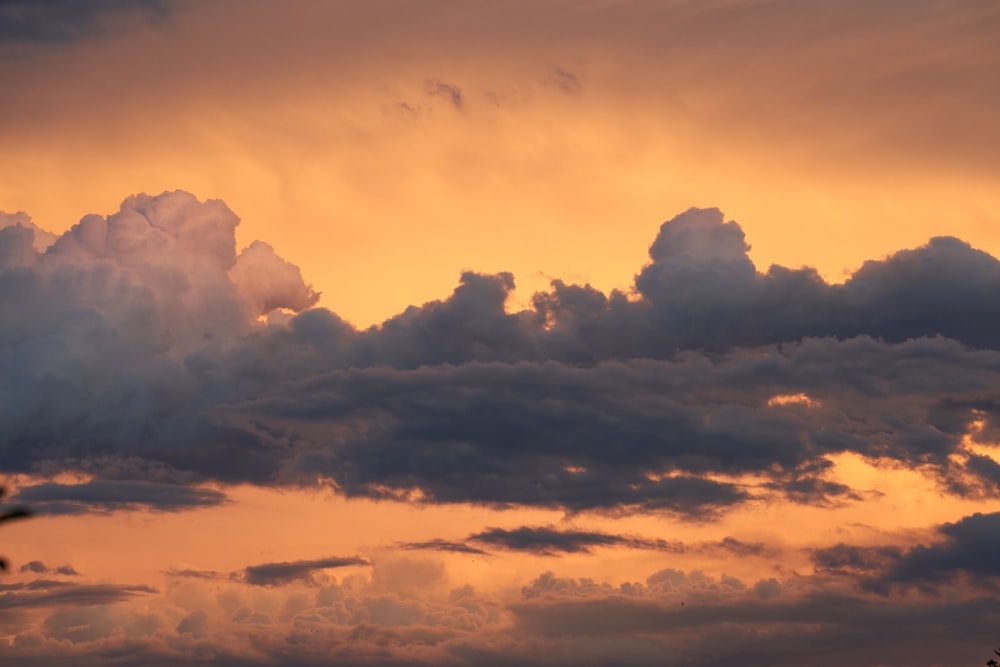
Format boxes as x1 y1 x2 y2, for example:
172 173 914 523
242 556 370 586
2 191 1000 519
11 480 227 515
0 0 167 49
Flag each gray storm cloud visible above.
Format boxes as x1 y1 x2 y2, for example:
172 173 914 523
3 191 1000 515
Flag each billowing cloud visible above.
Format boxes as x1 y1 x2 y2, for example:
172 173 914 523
0 212 56 252
230 240 321 316
4 192 1000 520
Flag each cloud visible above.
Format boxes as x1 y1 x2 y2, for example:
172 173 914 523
397 539 490 556
707 537 770 558
0 212 56 251
401 526 684 557
543 68 581 95
175 609 208 637
881 511 1000 588
242 556 370 586
506 591 999 667
805 510 1000 596
810 543 904 575
230 240 320 316
0 581 156 609
17 561 78 576
0 0 167 45
18 561 46 574
424 77 464 109
234 337 1000 514
11 480 228 515
468 526 685 556
4 192 1000 519
163 566 225 580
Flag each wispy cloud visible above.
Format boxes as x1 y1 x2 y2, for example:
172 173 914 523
12 480 228 515
242 556 370 586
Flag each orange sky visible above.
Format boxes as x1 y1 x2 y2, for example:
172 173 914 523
1 0 998 326
2 2 1000 666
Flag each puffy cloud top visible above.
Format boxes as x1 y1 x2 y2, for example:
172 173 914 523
3 192 1000 516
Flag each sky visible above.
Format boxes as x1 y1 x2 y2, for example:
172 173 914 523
0 1 999 665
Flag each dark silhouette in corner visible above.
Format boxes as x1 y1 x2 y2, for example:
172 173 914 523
988 648 1000 667
0 485 32 571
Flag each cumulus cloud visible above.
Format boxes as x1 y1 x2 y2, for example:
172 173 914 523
4 191 1000 520
0 191 322 495
229 240 320 316
0 212 56 251
0 549 996 667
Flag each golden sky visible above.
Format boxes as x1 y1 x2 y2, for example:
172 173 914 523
1 2 1000 665
2 0 998 326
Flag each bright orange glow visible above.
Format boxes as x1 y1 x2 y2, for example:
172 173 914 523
767 393 819 408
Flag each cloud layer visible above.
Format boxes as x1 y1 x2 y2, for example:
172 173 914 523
2 192 1000 518
3 515 1000 666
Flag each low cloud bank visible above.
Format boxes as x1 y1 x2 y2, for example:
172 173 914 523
2 191 1000 515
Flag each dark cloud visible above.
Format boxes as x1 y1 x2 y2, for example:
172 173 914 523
163 566 225 580
11 480 228 514
424 77 464 109
175 609 208 637
401 526 685 557
18 561 46 573
242 556 369 587
0 581 155 609
883 511 1000 587
507 591 1000 667
712 537 768 558
0 0 167 45
15 561 78 576
397 539 489 556
805 511 1000 596
232 337 1000 514
4 192 1000 518
468 526 684 556
810 543 904 574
